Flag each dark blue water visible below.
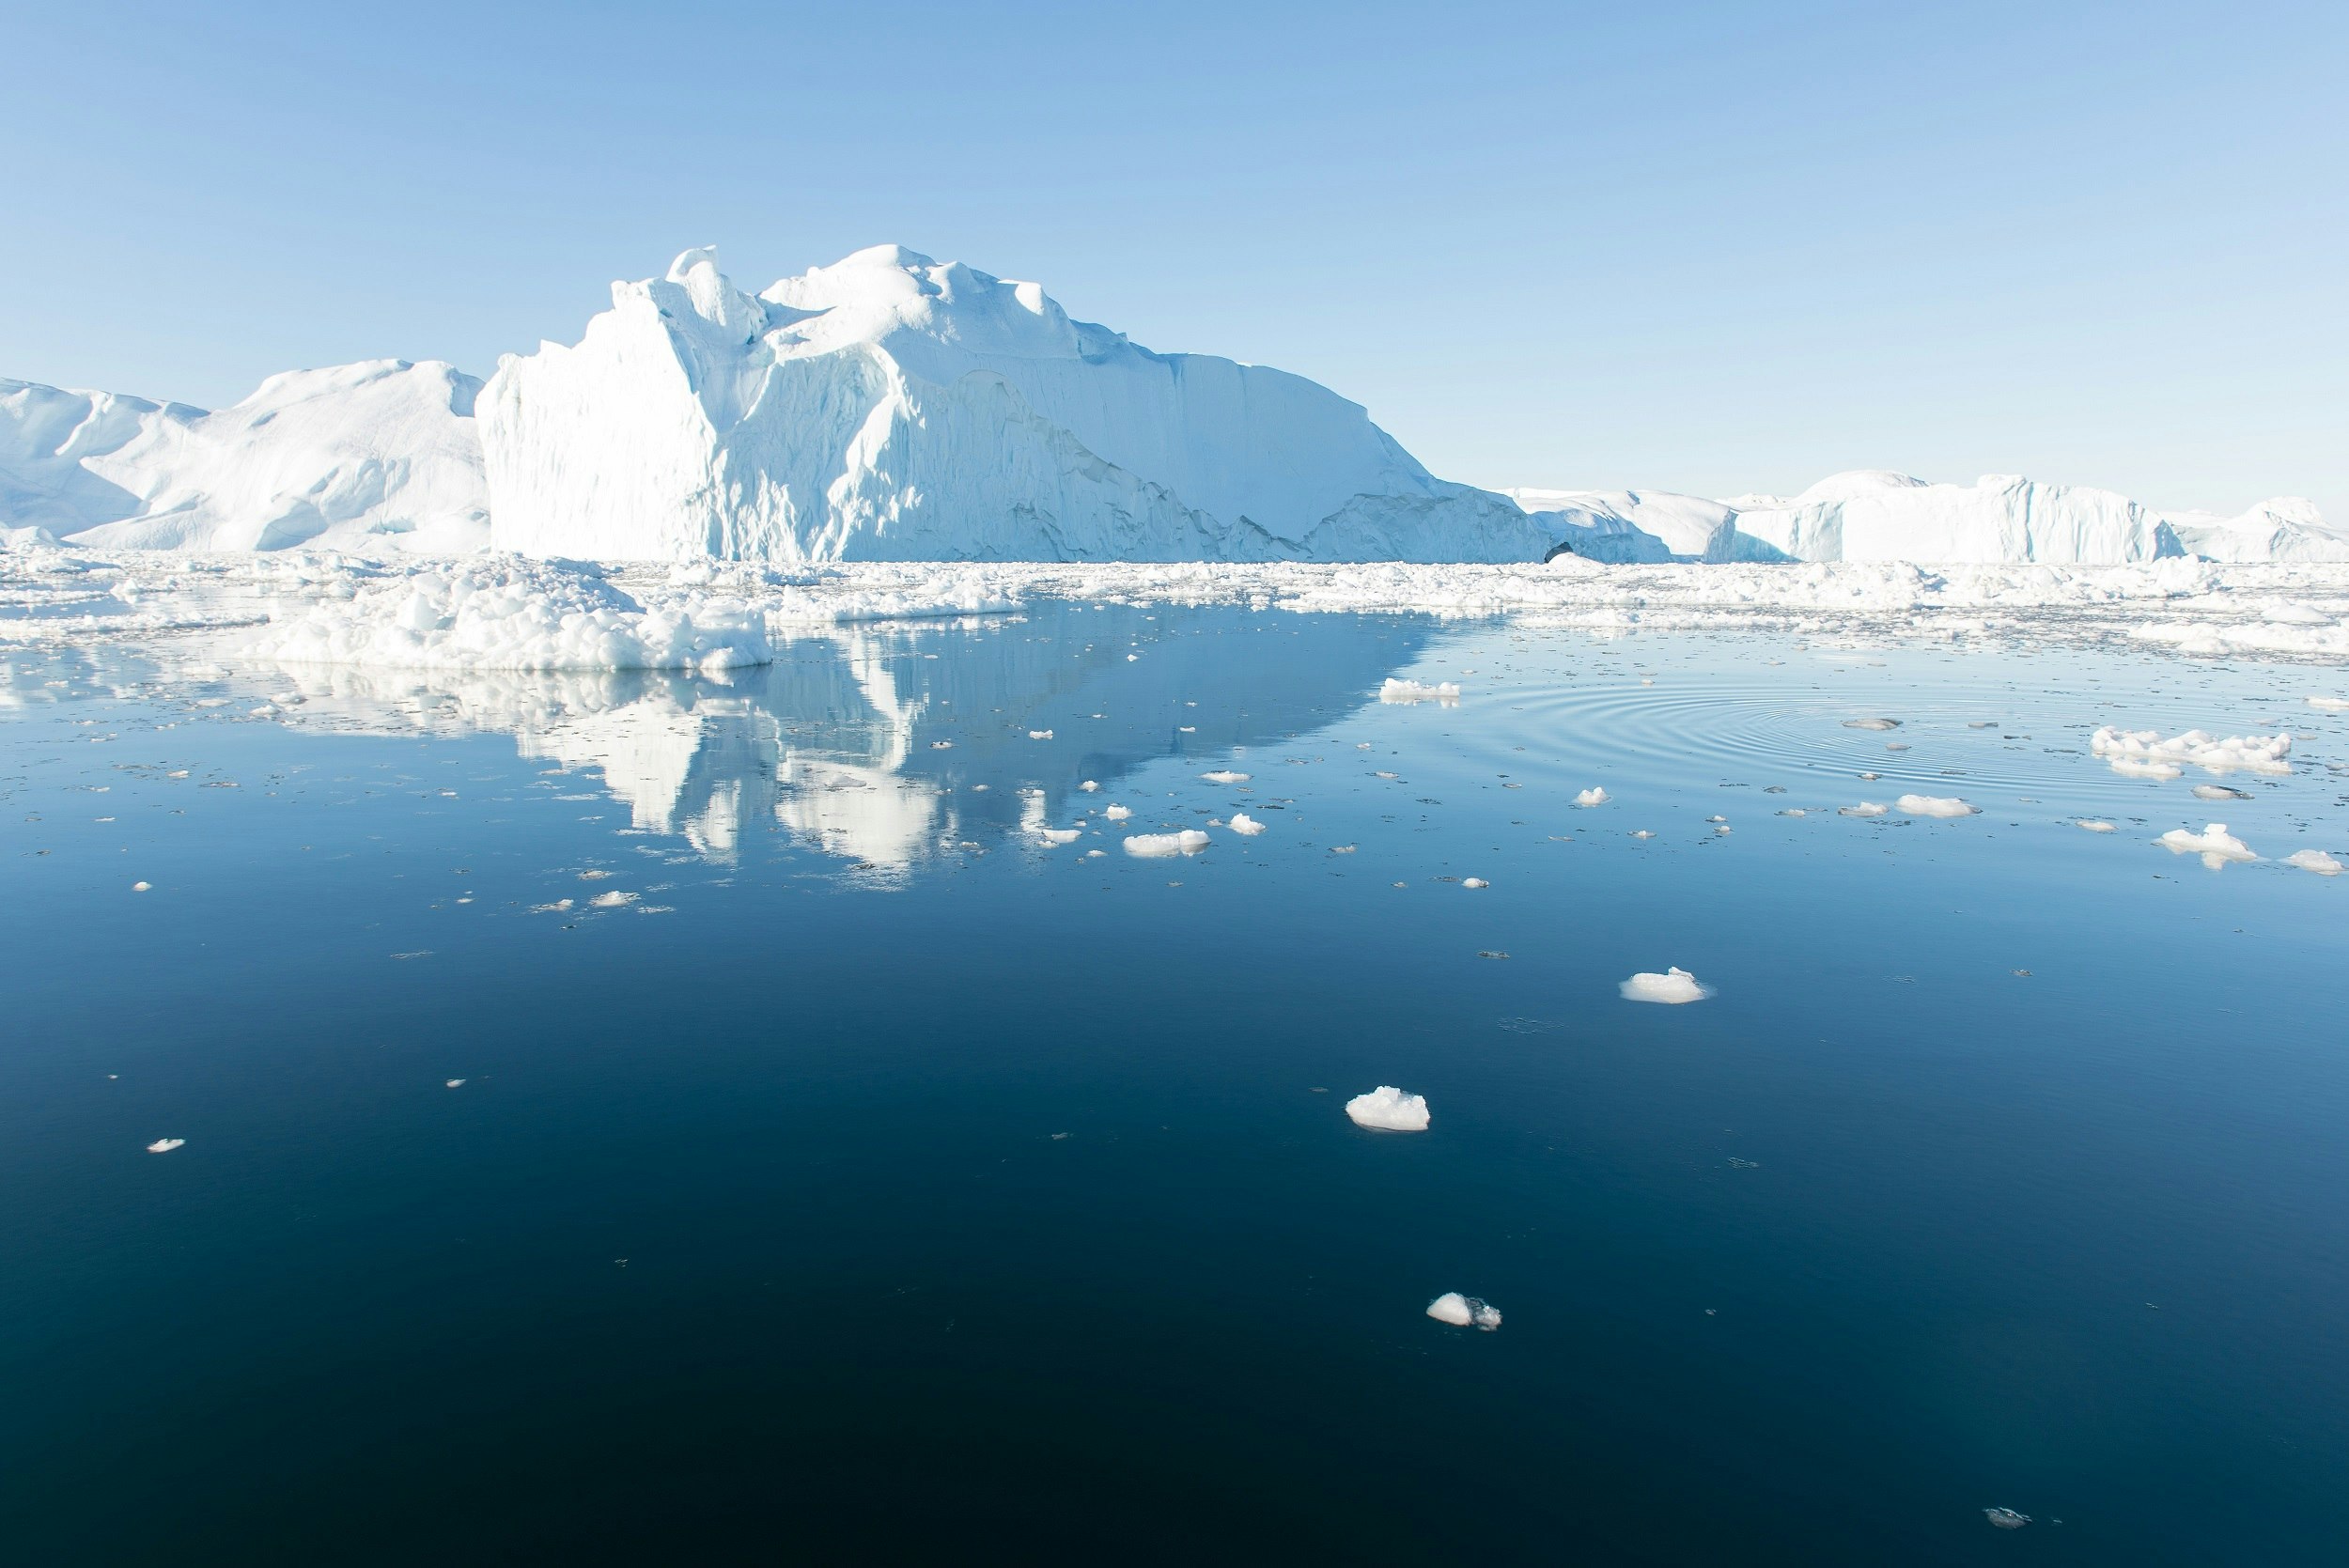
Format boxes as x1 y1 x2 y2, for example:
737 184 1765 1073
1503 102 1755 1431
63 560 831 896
5 604 2346 1564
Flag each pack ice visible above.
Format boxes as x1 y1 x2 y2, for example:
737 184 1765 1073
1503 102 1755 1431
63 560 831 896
479 246 1550 565
1 363 487 553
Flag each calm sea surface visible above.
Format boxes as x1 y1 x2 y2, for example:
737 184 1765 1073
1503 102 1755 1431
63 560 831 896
5 602 2346 1563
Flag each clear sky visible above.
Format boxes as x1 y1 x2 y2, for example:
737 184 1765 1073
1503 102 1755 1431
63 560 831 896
5 0 2342 518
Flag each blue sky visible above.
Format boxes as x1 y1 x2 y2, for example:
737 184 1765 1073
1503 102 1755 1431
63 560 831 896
5 0 2342 517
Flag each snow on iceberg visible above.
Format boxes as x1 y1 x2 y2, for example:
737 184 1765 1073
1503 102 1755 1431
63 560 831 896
1346 1085 1430 1131
244 559 772 672
479 246 1551 565
4 363 488 553
2091 726 2292 776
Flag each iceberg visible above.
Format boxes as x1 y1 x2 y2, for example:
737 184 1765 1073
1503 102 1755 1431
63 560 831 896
2 362 487 553
479 246 1551 565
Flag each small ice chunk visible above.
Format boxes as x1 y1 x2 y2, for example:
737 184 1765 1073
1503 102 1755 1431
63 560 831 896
1201 770 1251 784
146 1138 184 1154
588 890 637 907
1078 780 1099 792
1461 877 1488 889
445 1079 466 1088
1574 786 1609 806
132 880 151 892
2158 822 2258 863
1229 813 1267 835
1346 1085 1430 1131
1983 1509 2030 1529
1103 804 1133 820
1124 830 1211 858
2192 784 2249 800
1843 717 1901 730
1379 677 1460 705
1426 1292 1502 1329
1028 729 1053 739
2307 696 2349 712
2077 819 2117 832
1034 827 1081 846
1620 967 1712 1003
1840 801 1889 817
1630 829 1655 839
2284 848 2342 876
1895 794 1976 817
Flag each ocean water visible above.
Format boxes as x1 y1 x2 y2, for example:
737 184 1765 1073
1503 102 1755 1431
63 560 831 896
5 602 2346 1564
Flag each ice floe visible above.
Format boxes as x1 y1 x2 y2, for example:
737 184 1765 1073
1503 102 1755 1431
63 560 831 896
1983 1508 2031 1529
146 1138 184 1154
1123 830 1210 857
1345 1085 1430 1131
2091 726 2292 777
1426 1292 1502 1329
1574 786 1610 806
2158 822 2259 865
1894 794 1977 817
1379 676 1461 704
2078 819 2118 832
1200 769 1250 784
1228 813 1266 835
1620 967 1713 1003
1840 801 1889 817
2284 848 2342 876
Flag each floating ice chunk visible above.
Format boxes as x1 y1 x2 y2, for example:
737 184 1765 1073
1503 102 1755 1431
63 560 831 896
1079 780 1099 792
2158 822 2258 863
1084 848 1105 858
1983 1509 2030 1529
1461 877 1489 889
1103 804 1133 820
2309 696 2349 712
1028 729 1053 739
1201 770 1251 784
2078 819 2118 832
2091 726 2292 776
1574 786 1610 807
1843 717 1901 730
1034 827 1081 846
2284 848 2343 876
1228 813 1267 835
1426 1293 1502 1329
930 739 954 749
1380 677 1461 705
132 880 151 892
445 1079 466 1088
1620 967 1713 1003
1630 829 1655 838
1124 830 1210 857
589 890 637 907
2192 784 2249 800
1840 801 1889 817
1895 794 1976 817
1346 1085 1430 1131
146 1138 184 1154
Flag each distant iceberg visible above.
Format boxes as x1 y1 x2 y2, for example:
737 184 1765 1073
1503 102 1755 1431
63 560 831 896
2 362 487 553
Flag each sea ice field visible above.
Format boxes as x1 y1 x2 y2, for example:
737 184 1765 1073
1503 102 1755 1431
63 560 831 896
5 581 2347 1562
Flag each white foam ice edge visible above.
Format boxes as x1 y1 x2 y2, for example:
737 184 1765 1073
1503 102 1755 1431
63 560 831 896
11 550 2349 671
1346 1085 1431 1131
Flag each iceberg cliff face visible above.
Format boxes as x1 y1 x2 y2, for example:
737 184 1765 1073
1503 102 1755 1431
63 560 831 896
1 361 488 553
480 246 1549 564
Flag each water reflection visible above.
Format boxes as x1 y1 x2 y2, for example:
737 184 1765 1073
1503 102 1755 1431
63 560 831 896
176 600 1437 873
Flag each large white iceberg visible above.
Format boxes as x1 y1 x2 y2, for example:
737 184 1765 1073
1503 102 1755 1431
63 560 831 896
2 362 488 553
478 246 1550 565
